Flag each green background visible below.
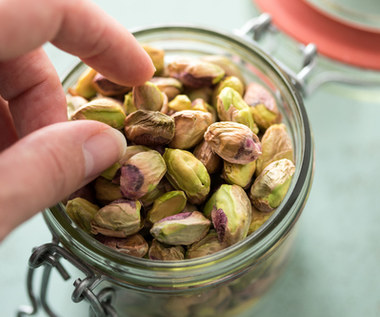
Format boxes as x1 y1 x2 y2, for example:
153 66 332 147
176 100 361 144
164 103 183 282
1 1 380 316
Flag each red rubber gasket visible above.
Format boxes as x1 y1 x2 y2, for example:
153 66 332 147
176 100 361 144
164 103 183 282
254 0 380 70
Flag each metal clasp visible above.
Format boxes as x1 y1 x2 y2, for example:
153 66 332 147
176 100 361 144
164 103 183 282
236 13 318 96
17 237 117 317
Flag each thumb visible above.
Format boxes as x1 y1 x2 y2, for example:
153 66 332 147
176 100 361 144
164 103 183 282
0 120 127 241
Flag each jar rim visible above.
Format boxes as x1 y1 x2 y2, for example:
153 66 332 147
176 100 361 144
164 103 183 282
46 24 314 286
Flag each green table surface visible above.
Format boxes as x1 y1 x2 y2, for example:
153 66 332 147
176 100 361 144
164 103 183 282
2 1 380 316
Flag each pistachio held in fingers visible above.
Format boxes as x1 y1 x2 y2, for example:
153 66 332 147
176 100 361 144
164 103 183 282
250 158 296 212
70 98 126 130
70 67 97 99
66 197 99 233
120 149 167 200
163 148 211 204
204 184 252 246
147 190 187 224
97 234 149 258
133 81 165 112
150 211 211 245
142 44 165 75
167 58 225 88
148 239 185 260
124 110 175 146
169 110 213 149
91 199 142 238
204 121 262 164
92 73 132 96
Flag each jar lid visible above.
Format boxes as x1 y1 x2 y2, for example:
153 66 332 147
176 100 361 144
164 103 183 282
254 0 380 70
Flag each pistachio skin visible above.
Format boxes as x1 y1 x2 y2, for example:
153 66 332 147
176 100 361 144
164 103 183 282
97 234 149 258
163 148 211 205
204 121 262 165
193 140 222 174
169 110 213 149
94 177 123 205
71 98 126 130
120 150 167 200
248 207 275 235
124 110 175 146
91 199 142 238
212 76 245 107
66 197 99 233
201 55 245 84
150 211 211 246
250 159 296 212
256 123 294 176
204 184 252 246
148 239 185 260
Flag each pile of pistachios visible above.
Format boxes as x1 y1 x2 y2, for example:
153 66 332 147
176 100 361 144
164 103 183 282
65 45 295 260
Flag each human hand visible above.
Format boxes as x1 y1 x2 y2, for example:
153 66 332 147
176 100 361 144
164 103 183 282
0 0 154 241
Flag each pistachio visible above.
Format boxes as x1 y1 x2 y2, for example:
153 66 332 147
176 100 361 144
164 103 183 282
243 82 281 130
133 81 165 112
204 184 252 246
70 67 97 99
167 58 225 88
191 98 209 113
222 160 256 188
186 87 213 104
70 98 126 130
120 150 167 200
148 239 185 260
100 162 121 181
123 91 137 115
212 76 245 107
250 159 295 212
150 211 211 245
163 148 211 204
124 110 175 146
169 110 213 149
91 199 142 238
167 94 193 112
143 44 165 75
216 87 258 134
97 234 149 258
119 145 152 165
255 123 294 176
66 95 88 118
92 73 131 96
204 121 262 164
147 191 187 223
94 177 123 205
186 230 225 259
248 207 275 235
150 77 183 100
66 197 99 233
201 55 245 84
193 140 222 174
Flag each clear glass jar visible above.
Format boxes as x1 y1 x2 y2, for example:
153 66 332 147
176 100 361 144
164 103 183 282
42 25 314 317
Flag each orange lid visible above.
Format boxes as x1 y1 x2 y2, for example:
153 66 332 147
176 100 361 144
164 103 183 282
254 0 380 70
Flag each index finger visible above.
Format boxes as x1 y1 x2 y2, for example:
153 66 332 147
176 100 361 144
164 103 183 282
0 0 154 86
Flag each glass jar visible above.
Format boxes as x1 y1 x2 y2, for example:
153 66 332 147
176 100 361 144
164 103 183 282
22 25 314 317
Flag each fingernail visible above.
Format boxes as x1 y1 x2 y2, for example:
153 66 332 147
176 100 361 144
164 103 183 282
82 128 127 179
